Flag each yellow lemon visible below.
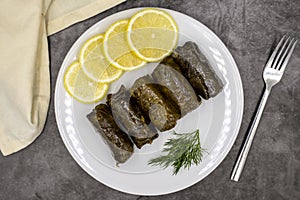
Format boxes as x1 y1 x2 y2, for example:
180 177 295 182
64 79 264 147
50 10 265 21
127 8 179 62
64 61 109 103
103 19 147 71
79 34 123 83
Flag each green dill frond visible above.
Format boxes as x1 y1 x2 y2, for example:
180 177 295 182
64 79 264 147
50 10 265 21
148 129 206 175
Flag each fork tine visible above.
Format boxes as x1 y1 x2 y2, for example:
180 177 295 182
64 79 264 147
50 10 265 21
273 36 291 69
265 35 287 69
276 38 296 70
279 39 298 72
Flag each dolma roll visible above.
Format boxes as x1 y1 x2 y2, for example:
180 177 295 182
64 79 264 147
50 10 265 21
152 63 201 116
129 75 181 132
87 104 133 165
107 85 158 149
170 41 223 99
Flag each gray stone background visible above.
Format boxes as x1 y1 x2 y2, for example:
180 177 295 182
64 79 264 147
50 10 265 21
0 0 299 199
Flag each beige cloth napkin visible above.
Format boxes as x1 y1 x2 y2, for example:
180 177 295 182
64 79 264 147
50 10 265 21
0 0 125 156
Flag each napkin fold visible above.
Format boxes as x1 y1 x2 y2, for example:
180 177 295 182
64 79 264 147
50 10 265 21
0 0 126 156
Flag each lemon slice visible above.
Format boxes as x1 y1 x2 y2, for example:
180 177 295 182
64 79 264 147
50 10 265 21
103 19 147 71
79 34 123 83
64 61 109 103
127 8 179 62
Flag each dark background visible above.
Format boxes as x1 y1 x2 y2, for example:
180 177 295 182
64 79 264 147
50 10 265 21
1 0 299 199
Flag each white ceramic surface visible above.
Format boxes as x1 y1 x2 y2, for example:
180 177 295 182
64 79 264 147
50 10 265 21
54 8 244 196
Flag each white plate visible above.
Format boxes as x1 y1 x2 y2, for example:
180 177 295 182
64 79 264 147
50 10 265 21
54 8 244 196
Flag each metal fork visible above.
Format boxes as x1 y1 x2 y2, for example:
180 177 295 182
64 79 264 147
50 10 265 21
230 35 298 182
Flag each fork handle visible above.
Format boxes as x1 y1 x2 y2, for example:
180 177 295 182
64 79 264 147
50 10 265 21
230 88 271 181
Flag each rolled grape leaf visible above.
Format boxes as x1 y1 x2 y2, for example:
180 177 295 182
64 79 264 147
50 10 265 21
87 104 133 165
152 63 201 116
129 75 181 132
170 41 223 99
108 85 158 149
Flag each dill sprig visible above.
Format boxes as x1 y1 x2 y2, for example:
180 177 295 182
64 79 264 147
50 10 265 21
148 129 206 175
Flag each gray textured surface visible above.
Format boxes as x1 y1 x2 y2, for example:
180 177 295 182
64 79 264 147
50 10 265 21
0 0 300 199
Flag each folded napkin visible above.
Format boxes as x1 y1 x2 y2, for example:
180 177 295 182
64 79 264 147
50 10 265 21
0 0 125 156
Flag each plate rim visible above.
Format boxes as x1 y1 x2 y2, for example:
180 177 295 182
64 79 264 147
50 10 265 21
54 7 244 196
